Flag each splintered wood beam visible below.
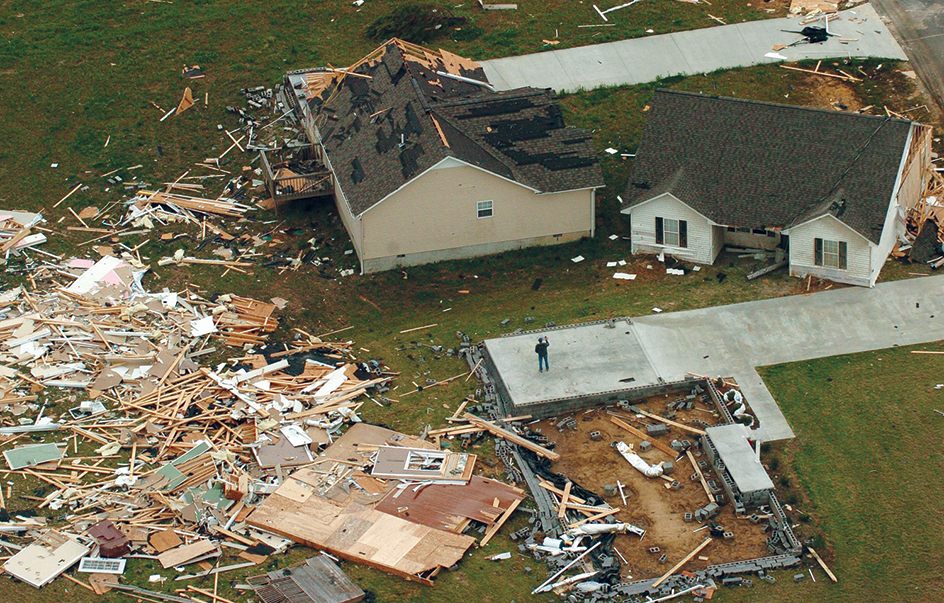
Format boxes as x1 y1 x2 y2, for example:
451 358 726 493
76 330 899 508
687 449 715 504
479 498 521 547
809 547 838 583
568 507 620 529
651 538 713 588
558 481 572 519
633 409 707 436
609 416 678 457
463 414 560 461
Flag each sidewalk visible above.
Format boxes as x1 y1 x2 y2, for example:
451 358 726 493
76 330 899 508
481 3 907 92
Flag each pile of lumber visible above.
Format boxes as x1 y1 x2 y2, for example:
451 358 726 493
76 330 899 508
0 259 394 591
896 168 944 265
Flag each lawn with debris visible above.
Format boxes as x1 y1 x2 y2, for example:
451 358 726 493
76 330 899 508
0 1 941 600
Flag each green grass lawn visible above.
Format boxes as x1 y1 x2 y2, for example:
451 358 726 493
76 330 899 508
720 343 944 603
0 57 934 601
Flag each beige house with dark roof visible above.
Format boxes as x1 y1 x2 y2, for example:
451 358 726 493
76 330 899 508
284 40 604 274
621 90 933 287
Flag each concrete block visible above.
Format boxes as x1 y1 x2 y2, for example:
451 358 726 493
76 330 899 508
671 439 684 451
500 318 511 326
647 423 668 437
659 554 668 564
662 461 674 475
603 485 618 496
590 430 603 441
639 441 652 452
794 573 805 583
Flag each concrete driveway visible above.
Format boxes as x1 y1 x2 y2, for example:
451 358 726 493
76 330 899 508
633 274 944 441
871 0 944 112
481 3 907 92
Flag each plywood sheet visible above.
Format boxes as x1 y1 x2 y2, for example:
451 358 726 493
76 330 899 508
157 540 218 568
149 528 182 553
247 467 475 582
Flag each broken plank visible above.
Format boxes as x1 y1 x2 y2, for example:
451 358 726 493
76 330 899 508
651 538 712 588
463 414 560 461
479 498 521 547
633 409 707 436
809 547 838 583
609 416 678 457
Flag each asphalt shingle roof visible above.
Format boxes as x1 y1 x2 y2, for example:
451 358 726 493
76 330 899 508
622 90 914 244
299 40 603 217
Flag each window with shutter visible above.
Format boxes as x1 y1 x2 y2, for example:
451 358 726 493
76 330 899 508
816 238 845 269
678 220 688 248
655 217 664 244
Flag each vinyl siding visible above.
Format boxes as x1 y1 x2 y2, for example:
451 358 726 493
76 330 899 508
788 215 872 287
359 163 593 270
325 152 364 265
870 125 917 286
627 194 716 264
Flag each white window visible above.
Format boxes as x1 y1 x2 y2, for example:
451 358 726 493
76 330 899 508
815 238 847 269
822 239 840 267
477 200 493 219
663 218 680 246
655 217 687 247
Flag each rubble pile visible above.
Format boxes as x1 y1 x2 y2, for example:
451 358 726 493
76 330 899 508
0 252 393 593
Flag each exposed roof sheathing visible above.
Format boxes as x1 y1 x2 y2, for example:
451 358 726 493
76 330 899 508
286 39 602 217
247 466 476 583
622 90 914 243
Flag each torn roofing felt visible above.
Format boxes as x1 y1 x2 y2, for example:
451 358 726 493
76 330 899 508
287 39 603 217
622 89 915 244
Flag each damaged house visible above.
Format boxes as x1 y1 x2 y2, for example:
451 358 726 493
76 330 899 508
283 39 604 274
621 90 933 286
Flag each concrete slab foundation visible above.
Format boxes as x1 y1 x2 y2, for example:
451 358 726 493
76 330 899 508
482 319 662 411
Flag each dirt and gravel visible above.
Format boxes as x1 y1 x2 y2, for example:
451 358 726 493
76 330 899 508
534 394 770 579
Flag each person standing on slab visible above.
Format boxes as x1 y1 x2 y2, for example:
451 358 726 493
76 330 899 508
535 336 550 372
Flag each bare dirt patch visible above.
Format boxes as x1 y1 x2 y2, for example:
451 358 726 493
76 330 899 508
534 397 770 580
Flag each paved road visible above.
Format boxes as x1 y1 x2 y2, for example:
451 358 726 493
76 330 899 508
481 3 907 92
633 274 944 441
871 0 944 112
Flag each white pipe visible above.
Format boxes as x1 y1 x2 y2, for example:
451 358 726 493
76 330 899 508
532 541 601 594
648 583 707 602
434 71 495 92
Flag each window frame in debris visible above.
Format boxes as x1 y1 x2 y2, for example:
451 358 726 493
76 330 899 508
477 199 494 219
814 237 847 269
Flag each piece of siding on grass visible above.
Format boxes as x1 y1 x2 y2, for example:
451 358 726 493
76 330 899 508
3 531 89 588
2 442 62 470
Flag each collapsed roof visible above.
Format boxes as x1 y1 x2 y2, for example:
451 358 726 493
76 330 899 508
285 39 603 217
622 89 915 244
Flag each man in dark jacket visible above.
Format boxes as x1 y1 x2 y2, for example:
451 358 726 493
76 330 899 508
535 336 550 372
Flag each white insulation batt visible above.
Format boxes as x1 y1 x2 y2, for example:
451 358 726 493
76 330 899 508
616 441 663 477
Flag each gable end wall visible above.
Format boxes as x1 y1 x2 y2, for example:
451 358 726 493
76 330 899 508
628 195 717 264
